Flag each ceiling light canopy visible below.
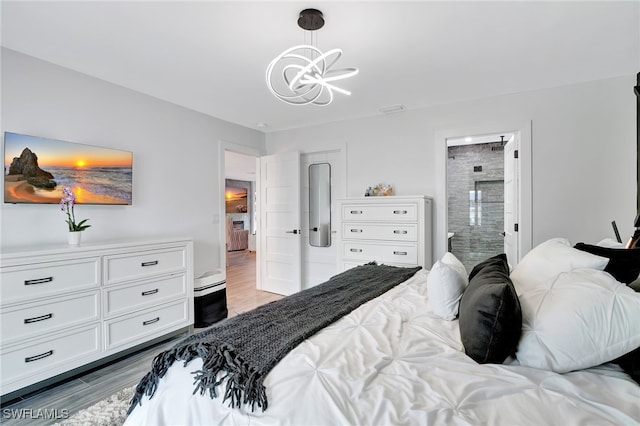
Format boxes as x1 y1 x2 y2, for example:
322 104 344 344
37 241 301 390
266 9 359 106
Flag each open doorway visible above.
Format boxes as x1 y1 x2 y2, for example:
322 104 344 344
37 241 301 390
436 121 531 270
447 134 513 272
221 147 283 315
224 150 257 265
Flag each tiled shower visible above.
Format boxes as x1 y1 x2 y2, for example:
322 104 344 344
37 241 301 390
447 141 505 272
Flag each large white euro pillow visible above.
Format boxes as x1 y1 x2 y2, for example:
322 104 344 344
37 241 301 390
441 252 468 281
427 252 468 320
516 268 640 373
510 238 608 295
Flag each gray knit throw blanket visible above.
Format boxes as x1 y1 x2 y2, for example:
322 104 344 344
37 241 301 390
128 262 421 414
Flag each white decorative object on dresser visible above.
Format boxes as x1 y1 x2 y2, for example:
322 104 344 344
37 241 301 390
337 196 433 272
0 237 194 399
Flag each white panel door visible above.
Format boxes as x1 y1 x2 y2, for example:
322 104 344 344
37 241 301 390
258 151 301 295
504 135 519 268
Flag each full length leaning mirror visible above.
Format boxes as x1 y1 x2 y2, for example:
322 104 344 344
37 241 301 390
309 163 331 247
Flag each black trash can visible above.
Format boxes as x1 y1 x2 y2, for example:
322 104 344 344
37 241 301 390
194 272 228 328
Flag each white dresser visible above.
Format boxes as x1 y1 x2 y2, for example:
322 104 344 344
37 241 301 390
337 196 432 272
0 237 194 398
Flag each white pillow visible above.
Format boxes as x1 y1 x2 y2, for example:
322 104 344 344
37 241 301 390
516 268 640 373
441 252 467 281
596 238 625 248
510 238 608 295
427 252 468 320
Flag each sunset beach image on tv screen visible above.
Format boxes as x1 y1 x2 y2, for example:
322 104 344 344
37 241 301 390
225 187 248 213
4 132 132 205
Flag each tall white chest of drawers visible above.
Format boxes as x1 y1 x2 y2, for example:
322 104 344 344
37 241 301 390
337 196 433 272
0 237 194 398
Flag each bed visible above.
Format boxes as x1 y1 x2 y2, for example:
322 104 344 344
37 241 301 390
125 238 640 425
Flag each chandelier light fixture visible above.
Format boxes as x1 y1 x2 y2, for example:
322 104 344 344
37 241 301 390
266 8 359 106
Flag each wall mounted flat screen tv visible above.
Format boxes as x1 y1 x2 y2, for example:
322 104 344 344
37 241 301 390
225 187 247 213
3 132 133 205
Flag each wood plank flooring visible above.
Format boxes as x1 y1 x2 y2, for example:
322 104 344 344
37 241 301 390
0 250 281 425
226 250 282 316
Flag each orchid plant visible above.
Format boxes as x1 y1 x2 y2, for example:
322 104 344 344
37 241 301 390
60 186 91 232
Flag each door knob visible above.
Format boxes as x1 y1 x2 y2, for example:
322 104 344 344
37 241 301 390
286 229 300 234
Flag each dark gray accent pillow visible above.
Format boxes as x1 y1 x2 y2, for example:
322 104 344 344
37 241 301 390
574 243 640 284
459 253 522 364
614 347 640 385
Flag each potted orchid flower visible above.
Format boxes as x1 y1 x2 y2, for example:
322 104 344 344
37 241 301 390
60 186 90 245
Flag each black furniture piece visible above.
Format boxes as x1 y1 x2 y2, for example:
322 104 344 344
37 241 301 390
194 272 228 328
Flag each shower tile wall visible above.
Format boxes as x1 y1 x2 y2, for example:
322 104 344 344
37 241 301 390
448 142 505 272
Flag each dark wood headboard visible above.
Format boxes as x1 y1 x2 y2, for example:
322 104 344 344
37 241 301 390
635 72 639 217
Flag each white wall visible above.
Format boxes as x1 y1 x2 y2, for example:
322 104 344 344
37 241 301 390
1 49 266 277
267 75 637 262
3 48 634 276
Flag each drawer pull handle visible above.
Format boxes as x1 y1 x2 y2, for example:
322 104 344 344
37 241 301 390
25 350 53 363
24 313 53 324
141 261 159 267
393 230 408 234
24 277 53 286
350 248 363 253
143 317 160 326
350 229 363 233
394 251 408 256
350 210 362 215
393 210 408 215
141 289 159 296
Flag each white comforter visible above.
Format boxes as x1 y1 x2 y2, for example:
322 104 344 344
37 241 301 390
125 270 640 425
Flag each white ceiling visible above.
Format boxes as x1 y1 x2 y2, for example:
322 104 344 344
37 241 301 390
448 132 513 147
225 150 257 181
1 1 638 133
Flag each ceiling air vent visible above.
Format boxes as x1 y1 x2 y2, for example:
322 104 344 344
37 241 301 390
379 104 405 114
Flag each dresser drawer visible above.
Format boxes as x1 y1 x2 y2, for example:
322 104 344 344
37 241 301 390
1 258 100 305
1 291 100 345
340 260 369 272
0 324 100 387
103 274 187 317
342 203 417 222
342 223 417 242
104 300 189 351
104 246 187 285
342 242 418 265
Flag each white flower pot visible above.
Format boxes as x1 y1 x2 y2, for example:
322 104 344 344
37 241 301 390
68 231 82 246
